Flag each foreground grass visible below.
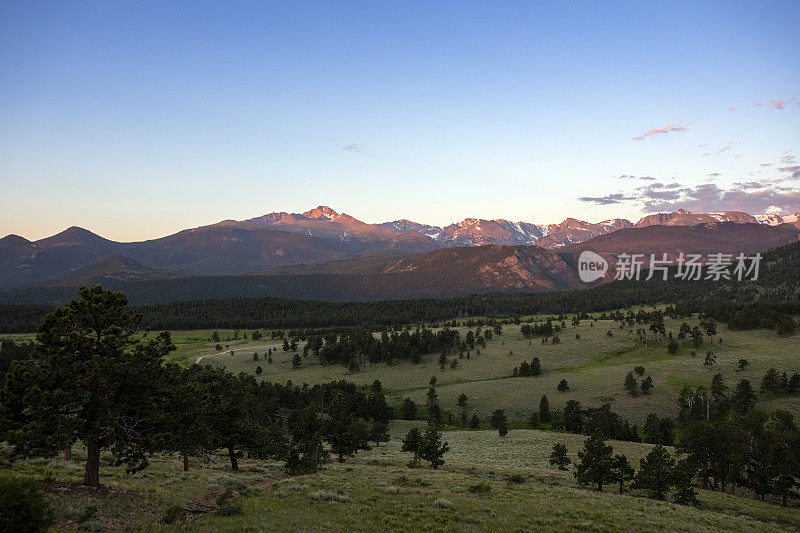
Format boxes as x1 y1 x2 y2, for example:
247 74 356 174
6 425 800 532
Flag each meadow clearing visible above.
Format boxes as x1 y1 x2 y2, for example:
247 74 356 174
117 313 800 425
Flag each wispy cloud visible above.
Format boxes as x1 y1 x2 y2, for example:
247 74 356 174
618 174 657 181
699 141 738 157
633 124 686 141
771 100 785 110
577 193 635 205
343 143 364 152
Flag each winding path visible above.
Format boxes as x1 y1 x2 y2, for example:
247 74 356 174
194 344 278 365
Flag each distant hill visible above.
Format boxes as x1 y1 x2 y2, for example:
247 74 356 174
0 245 582 305
33 255 161 287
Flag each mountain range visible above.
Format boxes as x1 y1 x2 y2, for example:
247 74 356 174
1 206 798 303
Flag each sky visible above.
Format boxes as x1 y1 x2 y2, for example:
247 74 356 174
1 1 799 242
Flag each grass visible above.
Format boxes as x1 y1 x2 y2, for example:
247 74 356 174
3 312 798 530
6 424 800 531
179 315 799 424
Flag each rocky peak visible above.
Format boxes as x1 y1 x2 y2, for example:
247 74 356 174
302 206 339 220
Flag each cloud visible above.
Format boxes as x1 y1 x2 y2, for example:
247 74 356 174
699 141 738 157
633 124 686 141
618 174 657 181
577 193 636 205
640 183 800 214
583 163 800 214
732 181 770 190
771 100 785 110
343 143 364 152
779 166 800 180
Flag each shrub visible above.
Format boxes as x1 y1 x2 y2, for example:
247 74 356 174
0 475 53 533
467 482 491 494
508 474 526 484
434 498 454 509
161 505 187 525
217 503 243 516
310 489 352 503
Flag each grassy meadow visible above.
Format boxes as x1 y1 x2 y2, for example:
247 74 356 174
6 423 800 532
3 312 799 531
129 314 800 425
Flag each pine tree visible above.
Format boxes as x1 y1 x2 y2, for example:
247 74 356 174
196 368 262 472
287 405 327 474
539 395 551 423
426 385 441 427
549 443 571 470
640 376 654 395
457 393 468 409
324 393 370 462
418 425 449 469
678 420 712 489
672 459 699 505
624 372 638 396
611 454 635 493
401 427 422 466
732 379 757 414
160 365 212 472
633 445 675 500
400 398 417 420
469 413 480 429
557 379 570 392
668 337 679 354
574 432 614 491
1 287 175 487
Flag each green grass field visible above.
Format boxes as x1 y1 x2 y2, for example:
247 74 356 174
137 316 800 425
7 423 800 531
3 314 799 530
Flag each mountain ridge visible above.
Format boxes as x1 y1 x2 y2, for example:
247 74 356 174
1 206 798 289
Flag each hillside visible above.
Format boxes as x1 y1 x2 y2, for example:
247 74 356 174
7 424 799 532
0 245 581 306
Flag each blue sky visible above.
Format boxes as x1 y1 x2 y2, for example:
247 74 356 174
1 1 798 241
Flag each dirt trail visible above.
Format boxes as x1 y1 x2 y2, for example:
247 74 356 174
194 344 277 365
